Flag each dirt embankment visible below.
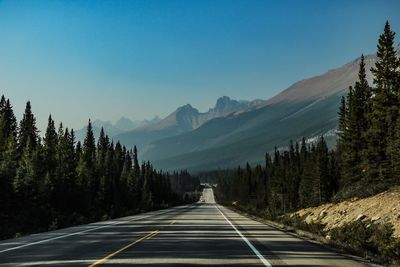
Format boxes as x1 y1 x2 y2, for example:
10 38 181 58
293 186 400 237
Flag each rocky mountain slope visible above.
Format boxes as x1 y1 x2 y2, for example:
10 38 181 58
114 96 260 149
141 53 377 171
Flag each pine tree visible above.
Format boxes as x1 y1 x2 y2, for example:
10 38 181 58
314 136 330 204
299 157 315 208
364 21 399 183
140 165 153 211
300 137 308 162
14 141 35 193
76 120 98 217
0 95 5 111
54 128 78 219
371 21 399 108
99 140 114 216
0 115 7 154
340 56 371 186
43 115 58 177
112 142 124 215
97 128 108 170
75 141 82 162
337 96 347 143
18 101 39 152
133 145 140 176
83 120 96 167
0 98 17 140
119 151 132 211
96 127 109 214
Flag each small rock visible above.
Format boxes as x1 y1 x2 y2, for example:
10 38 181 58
325 235 331 240
338 210 346 216
371 216 380 222
356 214 366 221
320 210 328 218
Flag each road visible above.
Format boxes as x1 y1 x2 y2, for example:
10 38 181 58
0 188 372 266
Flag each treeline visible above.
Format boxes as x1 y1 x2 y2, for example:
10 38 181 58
215 21 400 216
0 98 200 239
216 137 338 217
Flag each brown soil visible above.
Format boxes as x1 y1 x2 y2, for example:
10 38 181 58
293 186 400 237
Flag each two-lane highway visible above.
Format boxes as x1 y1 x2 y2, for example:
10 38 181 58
0 188 372 266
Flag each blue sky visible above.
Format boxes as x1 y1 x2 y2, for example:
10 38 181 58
0 0 399 131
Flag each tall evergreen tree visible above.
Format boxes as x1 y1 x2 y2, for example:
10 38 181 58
0 98 17 140
18 101 39 152
76 120 98 216
364 21 399 183
314 136 330 204
43 115 58 176
0 95 5 111
340 56 371 186
83 120 96 167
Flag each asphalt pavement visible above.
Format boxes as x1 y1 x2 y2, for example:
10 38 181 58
0 188 372 266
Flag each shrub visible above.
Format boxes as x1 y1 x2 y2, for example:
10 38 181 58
48 218 59 231
278 214 326 236
333 181 390 202
330 219 400 263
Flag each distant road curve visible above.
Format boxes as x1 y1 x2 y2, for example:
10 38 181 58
0 188 373 266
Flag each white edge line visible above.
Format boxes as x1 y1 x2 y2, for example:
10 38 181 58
0 205 189 254
215 205 272 267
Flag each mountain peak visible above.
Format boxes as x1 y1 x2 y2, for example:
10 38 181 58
210 96 242 114
92 119 112 128
177 104 198 113
115 117 136 131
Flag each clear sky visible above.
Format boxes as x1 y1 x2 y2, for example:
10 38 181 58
0 0 399 132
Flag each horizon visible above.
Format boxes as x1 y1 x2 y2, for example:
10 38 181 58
1 0 399 132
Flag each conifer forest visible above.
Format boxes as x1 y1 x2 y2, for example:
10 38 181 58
0 98 200 239
215 22 400 217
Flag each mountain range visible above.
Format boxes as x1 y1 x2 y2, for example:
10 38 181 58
79 45 399 172
114 96 263 150
75 116 161 143
135 54 378 171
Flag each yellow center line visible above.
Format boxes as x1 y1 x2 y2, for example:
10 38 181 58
146 231 160 239
88 230 160 267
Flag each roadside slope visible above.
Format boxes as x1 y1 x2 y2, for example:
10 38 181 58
294 186 400 237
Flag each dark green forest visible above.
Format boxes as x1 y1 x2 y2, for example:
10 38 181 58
0 99 200 239
215 22 400 217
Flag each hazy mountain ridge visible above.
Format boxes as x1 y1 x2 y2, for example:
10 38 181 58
140 52 382 171
82 47 399 171
114 96 259 149
75 116 160 142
